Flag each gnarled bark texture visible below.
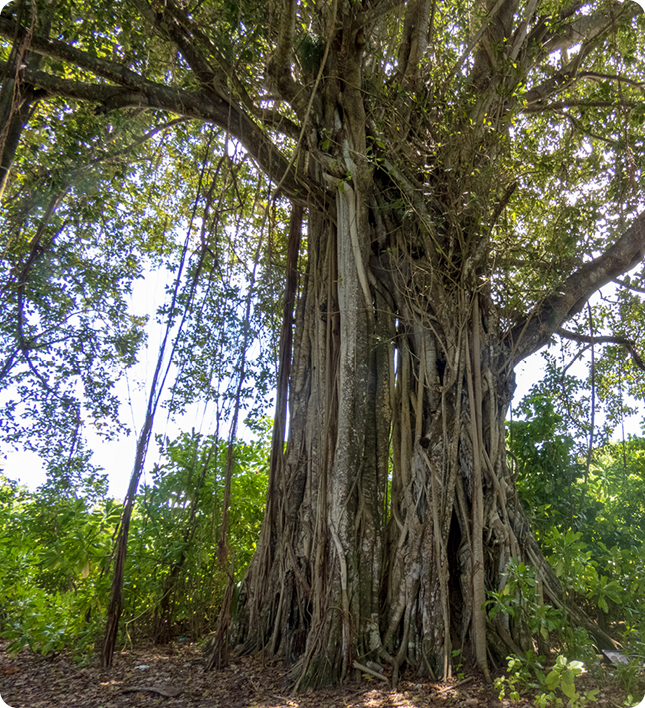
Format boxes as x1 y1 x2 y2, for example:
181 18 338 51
235 187 553 685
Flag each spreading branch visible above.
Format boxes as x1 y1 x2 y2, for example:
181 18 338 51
510 211 645 365
522 3 637 108
578 71 645 92
523 99 641 114
146 0 302 136
541 7 627 54
0 16 316 203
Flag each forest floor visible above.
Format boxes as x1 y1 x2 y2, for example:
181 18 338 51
0 639 635 708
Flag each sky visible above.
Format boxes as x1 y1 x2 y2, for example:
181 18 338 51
1 265 260 498
1 278 643 499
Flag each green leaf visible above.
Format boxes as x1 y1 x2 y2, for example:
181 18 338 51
545 669 560 692
560 672 576 700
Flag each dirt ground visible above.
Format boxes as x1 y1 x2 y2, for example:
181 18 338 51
0 640 633 708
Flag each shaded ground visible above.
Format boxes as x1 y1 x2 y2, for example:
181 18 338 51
0 640 632 708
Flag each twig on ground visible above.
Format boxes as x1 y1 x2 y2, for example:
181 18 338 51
435 676 473 693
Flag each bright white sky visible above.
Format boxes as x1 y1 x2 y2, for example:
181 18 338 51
0 268 203 498
1 278 642 499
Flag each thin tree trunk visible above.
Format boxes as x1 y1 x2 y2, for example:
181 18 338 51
268 203 303 503
101 173 210 666
207 214 265 670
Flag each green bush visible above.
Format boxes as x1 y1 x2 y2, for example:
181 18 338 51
0 423 270 655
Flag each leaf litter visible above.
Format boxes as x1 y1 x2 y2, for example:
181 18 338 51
0 640 627 708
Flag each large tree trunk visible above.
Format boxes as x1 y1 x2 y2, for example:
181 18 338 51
229 18 559 687
232 170 561 687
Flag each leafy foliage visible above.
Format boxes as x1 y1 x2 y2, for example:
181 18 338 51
0 425 269 653
499 378 645 702
0 475 118 656
124 427 269 641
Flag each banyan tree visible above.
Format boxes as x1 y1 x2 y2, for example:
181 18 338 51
1 0 644 689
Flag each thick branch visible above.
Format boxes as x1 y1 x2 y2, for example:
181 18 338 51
450 0 513 87
397 0 434 85
0 58 315 204
150 0 302 137
0 16 314 201
522 3 637 108
509 211 645 365
542 9 625 54
557 328 645 373
522 41 596 108
150 1 232 105
531 1 638 60
265 0 303 108
0 15 153 93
